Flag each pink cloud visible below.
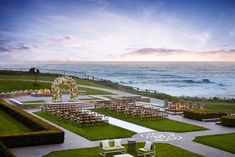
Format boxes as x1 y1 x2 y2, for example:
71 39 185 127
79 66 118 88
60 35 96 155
115 48 235 61
53 36 79 47
52 36 97 48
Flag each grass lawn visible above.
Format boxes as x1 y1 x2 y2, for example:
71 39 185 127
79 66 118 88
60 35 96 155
0 74 107 88
34 111 135 140
200 101 235 114
21 100 47 104
92 108 207 132
79 86 113 95
0 80 51 93
79 98 96 100
0 80 112 95
0 74 56 81
43 143 203 157
194 133 235 154
0 109 32 134
76 78 108 88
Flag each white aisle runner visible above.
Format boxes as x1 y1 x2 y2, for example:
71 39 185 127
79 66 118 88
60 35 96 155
108 117 154 133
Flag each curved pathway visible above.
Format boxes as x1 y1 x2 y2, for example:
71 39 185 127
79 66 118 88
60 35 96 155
2 78 235 157
9 107 235 157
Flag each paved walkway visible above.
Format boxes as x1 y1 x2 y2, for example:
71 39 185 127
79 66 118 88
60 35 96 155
10 108 235 157
109 117 154 133
3 78 235 157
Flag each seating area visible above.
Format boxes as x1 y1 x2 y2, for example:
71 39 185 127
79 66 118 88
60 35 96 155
164 100 201 114
95 96 168 120
41 104 109 126
137 141 155 157
100 139 126 157
99 140 155 157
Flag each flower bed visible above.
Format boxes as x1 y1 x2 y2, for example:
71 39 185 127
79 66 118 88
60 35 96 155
31 89 52 97
221 116 235 127
0 90 30 98
183 109 226 121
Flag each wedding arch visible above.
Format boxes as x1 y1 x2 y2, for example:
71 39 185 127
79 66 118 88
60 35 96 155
51 76 78 102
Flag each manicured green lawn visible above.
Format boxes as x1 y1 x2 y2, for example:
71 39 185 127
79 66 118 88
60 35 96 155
43 143 203 157
0 74 107 88
92 108 207 132
76 78 108 88
79 98 96 100
0 109 32 134
0 74 56 81
194 133 235 154
79 86 113 95
0 80 112 95
0 80 51 93
200 101 235 114
34 111 135 140
21 100 47 104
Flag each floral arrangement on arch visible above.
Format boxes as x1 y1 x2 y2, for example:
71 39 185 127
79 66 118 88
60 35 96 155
51 76 79 102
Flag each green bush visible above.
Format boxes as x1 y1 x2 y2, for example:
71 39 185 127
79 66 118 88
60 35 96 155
0 99 64 147
0 141 15 157
221 116 235 127
184 109 226 121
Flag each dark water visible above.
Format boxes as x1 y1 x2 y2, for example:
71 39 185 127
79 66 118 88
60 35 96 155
0 62 235 98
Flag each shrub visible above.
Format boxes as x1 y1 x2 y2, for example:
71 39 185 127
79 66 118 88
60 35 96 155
0 99 64 147
184 109 226 121
0 141 15 157
221 116 235 127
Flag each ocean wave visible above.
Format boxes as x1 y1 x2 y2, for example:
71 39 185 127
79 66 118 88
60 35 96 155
120 80 136 84
150 79 214 84
182 79 213 84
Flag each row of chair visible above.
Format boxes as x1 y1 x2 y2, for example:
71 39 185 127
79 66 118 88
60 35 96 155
95 97 168 120
41 104 109 126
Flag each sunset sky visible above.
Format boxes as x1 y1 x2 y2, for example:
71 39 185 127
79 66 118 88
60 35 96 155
0 0 235 61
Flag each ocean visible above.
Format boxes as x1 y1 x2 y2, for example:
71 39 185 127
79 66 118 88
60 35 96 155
0 62 235 98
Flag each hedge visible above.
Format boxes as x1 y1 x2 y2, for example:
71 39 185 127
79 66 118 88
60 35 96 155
0 141 15 157
0 99 64 147
221 116 235 127
183 109 226 121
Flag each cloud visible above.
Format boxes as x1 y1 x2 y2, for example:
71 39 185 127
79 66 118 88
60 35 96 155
0 43 31 53
52 36 78 47
52 36 96 48
114 48 235 61
125 48 185 55
0 46 9 52
0 1 234 61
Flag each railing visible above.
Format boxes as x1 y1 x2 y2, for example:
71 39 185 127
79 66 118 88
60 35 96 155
0 67 159 93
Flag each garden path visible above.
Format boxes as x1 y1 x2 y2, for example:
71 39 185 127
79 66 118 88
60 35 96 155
4 78 235 157
10 108 235 157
